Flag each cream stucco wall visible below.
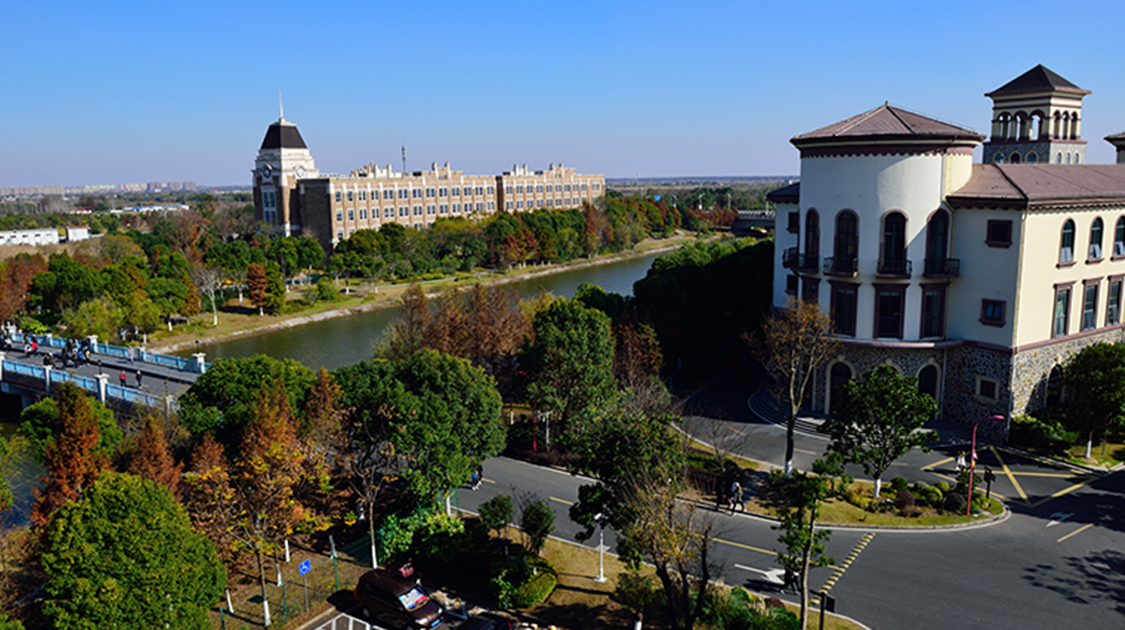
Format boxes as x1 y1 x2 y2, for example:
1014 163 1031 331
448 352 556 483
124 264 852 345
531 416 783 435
772 200 799 308
946 208 1021 345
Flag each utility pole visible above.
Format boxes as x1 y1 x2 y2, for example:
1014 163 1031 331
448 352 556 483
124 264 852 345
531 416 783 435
402 144 407 174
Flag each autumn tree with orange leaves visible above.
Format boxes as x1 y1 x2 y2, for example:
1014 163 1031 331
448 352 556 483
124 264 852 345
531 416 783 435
127 416 184 497
31 383 109 528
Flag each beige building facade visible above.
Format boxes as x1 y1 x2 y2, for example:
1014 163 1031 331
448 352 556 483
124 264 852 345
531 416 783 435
771 66 1125 439
251 116 604 254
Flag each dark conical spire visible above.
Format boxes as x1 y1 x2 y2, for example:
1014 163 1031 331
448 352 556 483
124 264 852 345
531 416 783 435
985 65 1089 97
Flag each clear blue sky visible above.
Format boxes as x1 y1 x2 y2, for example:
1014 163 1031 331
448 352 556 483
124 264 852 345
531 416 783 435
3 0 1124 187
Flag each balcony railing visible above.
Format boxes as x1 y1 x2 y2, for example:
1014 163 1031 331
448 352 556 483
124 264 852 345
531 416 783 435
924 257 961 278
783 248 820 272
876 258 912 279
823 256 858 277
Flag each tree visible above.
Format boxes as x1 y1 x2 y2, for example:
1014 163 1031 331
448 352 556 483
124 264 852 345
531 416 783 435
821 365 938 497
519 499 554 556
147 276 189 331
62 297 124 341
246 262 267 315
264 261 286 314
520 298 617 424
177 355 315 449
41 472 226 630
31 384 111 527
752 298 838 474
381 284 430 361
190 264 223 326
19 393 122 464
336 350 505 502
772 457 850 630
128 416 184 497
0 612 23 630
1064 342 1125 457
478 494 513 539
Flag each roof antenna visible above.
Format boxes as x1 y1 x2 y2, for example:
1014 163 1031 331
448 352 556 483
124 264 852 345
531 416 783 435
279 91 285 121
402 143 407 174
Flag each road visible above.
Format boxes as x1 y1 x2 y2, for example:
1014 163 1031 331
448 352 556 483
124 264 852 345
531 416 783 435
452 365 1125 630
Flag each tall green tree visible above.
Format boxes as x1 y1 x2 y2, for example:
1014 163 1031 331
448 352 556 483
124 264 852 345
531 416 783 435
520 298 617 423
820 365 938 497
1064 342 1125 457
41 472 226 630
337 350 505 501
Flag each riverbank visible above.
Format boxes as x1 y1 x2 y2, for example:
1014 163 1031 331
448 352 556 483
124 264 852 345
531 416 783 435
149 233 712 355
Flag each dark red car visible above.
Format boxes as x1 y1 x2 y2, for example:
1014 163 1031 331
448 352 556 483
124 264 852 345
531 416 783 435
354 568 444 629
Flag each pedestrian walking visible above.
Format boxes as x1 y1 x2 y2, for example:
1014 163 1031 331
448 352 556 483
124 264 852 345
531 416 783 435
135 369 143 388
730 479 743 512
956 451 967 473
119 371 127 388
128 346 135 364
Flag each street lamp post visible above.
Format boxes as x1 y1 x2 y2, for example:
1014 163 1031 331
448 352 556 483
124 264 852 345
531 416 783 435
967 415 1004 516
594 513 607 583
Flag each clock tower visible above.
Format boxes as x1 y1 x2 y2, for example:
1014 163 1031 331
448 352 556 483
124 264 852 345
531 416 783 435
253 102 319 236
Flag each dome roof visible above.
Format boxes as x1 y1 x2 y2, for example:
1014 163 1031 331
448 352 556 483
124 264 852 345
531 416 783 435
260 118 307 150
791 103 983 157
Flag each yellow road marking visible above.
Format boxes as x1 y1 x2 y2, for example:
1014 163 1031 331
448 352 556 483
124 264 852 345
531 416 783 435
816 533 874 598
795 448 817 455
549 496 573 506
924 456 955 470
1028 475 1103 508
714 537 778 557
1004 471 1081 479
483 478 496 484
989 446 1028 503
1057 523 1094 543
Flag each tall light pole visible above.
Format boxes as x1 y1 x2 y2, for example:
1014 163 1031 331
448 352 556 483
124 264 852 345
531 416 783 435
594 513 607 583
967 415 1004 516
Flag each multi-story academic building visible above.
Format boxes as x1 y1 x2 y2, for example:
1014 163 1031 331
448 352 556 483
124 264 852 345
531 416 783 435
769 65 1125 438
251 114 604 254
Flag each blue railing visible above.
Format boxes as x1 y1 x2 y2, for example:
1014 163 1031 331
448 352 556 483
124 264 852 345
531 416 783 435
9 334 209 374
52 370 100 394
2 358 176 410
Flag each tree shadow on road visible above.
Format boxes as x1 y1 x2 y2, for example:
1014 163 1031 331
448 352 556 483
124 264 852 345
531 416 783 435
1023 550 1125 615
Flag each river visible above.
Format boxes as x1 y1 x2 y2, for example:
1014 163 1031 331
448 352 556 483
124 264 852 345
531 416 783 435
184 251 665 371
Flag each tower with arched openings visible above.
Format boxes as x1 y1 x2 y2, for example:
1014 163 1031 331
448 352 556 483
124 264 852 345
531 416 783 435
981 64 1090 166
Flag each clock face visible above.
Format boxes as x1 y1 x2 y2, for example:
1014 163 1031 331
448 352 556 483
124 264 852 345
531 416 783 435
263 165 273 178
296 166 306 178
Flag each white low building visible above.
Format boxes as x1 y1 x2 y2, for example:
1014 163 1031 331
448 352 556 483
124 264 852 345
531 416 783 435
770 66 1125 438
0 228 60 246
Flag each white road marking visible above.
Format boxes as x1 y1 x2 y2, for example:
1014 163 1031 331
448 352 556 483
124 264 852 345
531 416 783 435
1046 512 1074 527
736 564 785 584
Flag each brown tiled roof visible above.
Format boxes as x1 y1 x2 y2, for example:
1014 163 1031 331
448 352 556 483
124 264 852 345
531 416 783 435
1107 132 1125 146
260 120 307 150
947 164 1125 210
985 65 1089 98
792 103 981 143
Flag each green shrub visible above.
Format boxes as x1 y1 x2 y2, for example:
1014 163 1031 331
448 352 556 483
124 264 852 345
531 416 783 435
315 276 339 301
895 490 915 514
479 495 513 538
844 489 872 511
890 477 909 493
490 555 557 608
911 480 929 492
520 500 555 555
412 513 465 570
934 480 951 494
944 492 966 513
1009 415 1074 453
922 487 944 507
512 559 557 607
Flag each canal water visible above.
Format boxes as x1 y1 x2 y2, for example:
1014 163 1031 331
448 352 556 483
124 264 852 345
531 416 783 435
184 251 665 371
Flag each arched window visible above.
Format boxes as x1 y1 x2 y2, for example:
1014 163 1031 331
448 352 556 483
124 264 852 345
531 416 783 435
918 364 939 403
833 211 858 274
1089 217 1104 259
1010 152 1022 164
1026 152 1038 163
1114 217 1125 257
805 210 819 259
1066 153 1072 164
828 362 853 416
880 212 907 275
1057 152 1063 164
925 210 950 276
994 153 1005 164
1060 219 1075 263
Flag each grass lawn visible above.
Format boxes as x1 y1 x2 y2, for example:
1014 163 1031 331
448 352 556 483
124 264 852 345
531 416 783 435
1063 437 1125 469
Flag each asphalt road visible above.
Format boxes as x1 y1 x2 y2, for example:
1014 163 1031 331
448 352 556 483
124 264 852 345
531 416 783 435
450 365 1125 630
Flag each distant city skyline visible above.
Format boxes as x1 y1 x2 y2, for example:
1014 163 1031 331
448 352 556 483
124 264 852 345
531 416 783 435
3 0 1123 188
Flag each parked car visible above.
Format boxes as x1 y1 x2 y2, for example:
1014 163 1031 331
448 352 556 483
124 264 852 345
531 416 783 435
453 612 514 630
354 568 444 629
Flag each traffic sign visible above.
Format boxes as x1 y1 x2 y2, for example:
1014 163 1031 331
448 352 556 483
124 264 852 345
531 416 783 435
299 559 311 576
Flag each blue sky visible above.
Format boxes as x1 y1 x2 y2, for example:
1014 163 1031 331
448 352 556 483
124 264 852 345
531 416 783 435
3 0 1124 187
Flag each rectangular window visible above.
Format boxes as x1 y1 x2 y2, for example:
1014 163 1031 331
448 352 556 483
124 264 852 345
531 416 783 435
1053 286 1072 338
359 191 366 201
451 187 460 196
399 206 408 217
439 204 448 214
976 377 998 401
516 200 524 209
986 220 1012 247
413 205 423 216
1108 278 1123 325
921 285 945 338
830 283 857 336
787 212 800 233
582 183 588 191
1082 283 1099 331
334 191 342 203
980 300 1006 326
347 209 354 221
426 188 435 198
336 229 344 241
398 189 408 199
335 209 343 222
874 286 905 339
452 203 460 213
384 190 393 200
347 191 354 202
439 187 447 197
359 208 367 220
426 204 436 215
505 186 513 194
801 278 819 305
486 202 493 211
